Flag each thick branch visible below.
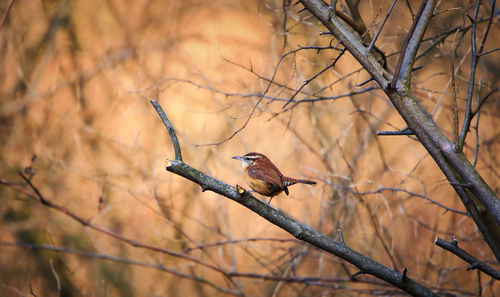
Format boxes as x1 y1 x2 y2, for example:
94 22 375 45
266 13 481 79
298 0 500 262
152 101 438 297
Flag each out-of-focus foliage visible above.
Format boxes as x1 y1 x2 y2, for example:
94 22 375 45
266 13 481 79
0 0 498 296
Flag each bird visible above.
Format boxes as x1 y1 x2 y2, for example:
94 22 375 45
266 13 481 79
232 152 316 203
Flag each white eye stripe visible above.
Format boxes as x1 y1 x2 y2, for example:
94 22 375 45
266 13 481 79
245 155 262 160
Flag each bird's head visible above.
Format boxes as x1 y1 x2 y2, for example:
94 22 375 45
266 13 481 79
232 152 267 168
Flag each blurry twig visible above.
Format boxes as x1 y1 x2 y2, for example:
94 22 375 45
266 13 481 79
0 241 241 296
366 0 398 57
184 237 298 253
377 129 414 136
6 173 236 278
0 0 16 30
282 47 346 108
458 1 495 151
349 187 469 216
391 0 433 89
0 241 393 289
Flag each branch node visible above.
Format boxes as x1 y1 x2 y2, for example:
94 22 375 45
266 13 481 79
356 76 374 87
401 267 408 282
337 229 345 244
467 263 480 271
377 128 414 136
165 159 173 168
350 270 366 280
236 184 246 195
449 182 473 188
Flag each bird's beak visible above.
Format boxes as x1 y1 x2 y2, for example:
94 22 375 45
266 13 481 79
232 156 243 161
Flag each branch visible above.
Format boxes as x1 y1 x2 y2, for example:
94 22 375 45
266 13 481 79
435 237 500 280
0 241 243 296
150 100 182 161
459 2 496 151
300 0 392 90
298 0 500 261
282 47 346 108
8 173 233 278
392 0 434 90
377 128 414 136
151 100 438 297
350 187 469 216
365 0 398 57
2 241 395 291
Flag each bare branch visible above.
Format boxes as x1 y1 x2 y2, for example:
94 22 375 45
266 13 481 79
377 128 414 136
0 241 243 296
10 173 233 277
435 237 500 280
282 47 346 108
298 0 500 260
478 47 500 56
152 100 439 297
458 0 495 150
451 64 459 145
150 100 183 161
349 187 469 216
366 0 398 57
392 0 435 89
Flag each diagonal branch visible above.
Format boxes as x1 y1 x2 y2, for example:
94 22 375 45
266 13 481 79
298 0 500 261
391 0 427 89
392 0 434 90
366 0 398 57
151 100 438 297
435 237 500 280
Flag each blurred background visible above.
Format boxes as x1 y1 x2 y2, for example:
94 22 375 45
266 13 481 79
1 0 499 296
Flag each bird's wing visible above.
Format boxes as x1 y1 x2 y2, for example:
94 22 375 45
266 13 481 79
247 166 284 190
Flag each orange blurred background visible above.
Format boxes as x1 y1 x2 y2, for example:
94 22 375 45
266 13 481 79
1 0 499 296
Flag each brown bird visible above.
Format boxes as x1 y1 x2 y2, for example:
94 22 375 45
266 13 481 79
232 152 316 203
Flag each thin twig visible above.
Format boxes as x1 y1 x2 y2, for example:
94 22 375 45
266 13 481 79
458 0 495 150
1 241 243 296
195 43 340 146
471 87 499 119
472 85 481 167
0 0 16 30
435 237 500 280
150 100 183 161
282 48 346 108
345 186 469 216
49 259 61 297
12 173 233 277
478 47 500 56
366 0 398 56
451 64 459 145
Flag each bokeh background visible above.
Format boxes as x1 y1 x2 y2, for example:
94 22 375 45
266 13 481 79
1 0 499 296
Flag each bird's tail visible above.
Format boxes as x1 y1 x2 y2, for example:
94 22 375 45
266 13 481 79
282 176 316 187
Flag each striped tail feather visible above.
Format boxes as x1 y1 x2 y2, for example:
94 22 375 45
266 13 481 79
282 176 317 187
